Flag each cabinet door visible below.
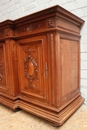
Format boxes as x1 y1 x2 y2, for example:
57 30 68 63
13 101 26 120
17 35 49 103
0 40 20 101
0 43 7 93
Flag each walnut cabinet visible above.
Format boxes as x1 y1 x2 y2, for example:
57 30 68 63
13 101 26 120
0 5 84 126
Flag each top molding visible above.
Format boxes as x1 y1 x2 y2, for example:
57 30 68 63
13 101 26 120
0 5 85 40
15 5 84 28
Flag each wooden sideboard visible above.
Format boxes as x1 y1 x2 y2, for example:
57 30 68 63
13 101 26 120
0 5 84 126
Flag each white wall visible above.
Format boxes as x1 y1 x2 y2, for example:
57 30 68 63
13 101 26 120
0 0 87 105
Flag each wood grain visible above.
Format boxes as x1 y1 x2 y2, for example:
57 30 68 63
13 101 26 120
0 5 84 126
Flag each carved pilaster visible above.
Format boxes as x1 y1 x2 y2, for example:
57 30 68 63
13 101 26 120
50 34 55 105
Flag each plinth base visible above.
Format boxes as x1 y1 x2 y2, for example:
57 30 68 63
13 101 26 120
19 96 84 126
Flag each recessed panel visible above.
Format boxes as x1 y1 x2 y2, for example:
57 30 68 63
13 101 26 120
60 39 79 101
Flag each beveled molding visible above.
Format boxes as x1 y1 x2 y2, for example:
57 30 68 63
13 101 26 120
0 95 19 110
0 94 84 126
19 96 84 126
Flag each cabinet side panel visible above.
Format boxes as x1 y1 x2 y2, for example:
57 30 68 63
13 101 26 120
60 39 79 103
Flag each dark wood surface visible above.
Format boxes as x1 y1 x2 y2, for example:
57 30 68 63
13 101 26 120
0 5 84 126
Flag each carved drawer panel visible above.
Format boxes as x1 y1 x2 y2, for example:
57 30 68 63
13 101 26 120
16 20 46 36
17 35 49 102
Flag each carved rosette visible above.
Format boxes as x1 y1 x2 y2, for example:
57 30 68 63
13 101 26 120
47 19 55 28
0 63 3 81
4 28 10 36
24 50 38 88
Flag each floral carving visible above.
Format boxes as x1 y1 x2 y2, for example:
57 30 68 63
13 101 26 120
48 19 55 28
18 23 41 33
50 34 54 105
0 63 3 81
5 28 10 36
27 24 41 31
50 34 54 53
24 50 38 88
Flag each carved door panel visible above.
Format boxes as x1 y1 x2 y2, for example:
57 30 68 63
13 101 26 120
0 43 8 93
17 35 49 103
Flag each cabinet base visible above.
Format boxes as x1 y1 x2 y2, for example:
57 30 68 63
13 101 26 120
19 96 84 126
0 95 84 126
0 95 19 110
